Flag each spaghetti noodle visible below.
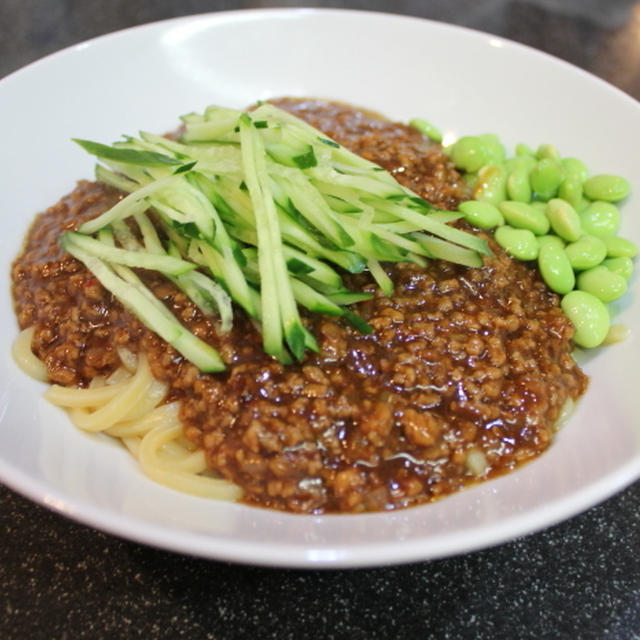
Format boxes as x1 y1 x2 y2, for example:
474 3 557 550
13 329 241 501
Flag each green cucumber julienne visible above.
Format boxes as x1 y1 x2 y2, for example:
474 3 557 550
66 102 490 371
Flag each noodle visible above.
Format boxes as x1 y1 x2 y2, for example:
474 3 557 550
12 326 49 382
14 328 242 501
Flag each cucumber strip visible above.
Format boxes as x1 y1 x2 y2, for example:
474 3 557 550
307 166 404 199
204 105 243 121
79 176 180 234
336 216 406 262
99 158 160 187
425 211 464 224
326 291 374 305
367 259 394 296
73 139 182 167
411 234 484 268
240 112 306 361
63 232 196 275
180 112 206 124
173 269 234 334
352 218 428 257
61 239 225 372
95 164 140 193
195 241 257 318
322 194 363 214
252 103 391 176
342 309 374 335
269 168 353 248
282 245 343 289
111 219 143 251
365 198 491 255
290 279 343 317
147 176 216 240
134 212 164 254
141 131 243 170
182 117 240 142
139 131 201 157
126 214 235 332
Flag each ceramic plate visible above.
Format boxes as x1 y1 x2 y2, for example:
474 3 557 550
1 9 638 568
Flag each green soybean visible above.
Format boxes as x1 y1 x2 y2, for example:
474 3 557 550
499 201 550 235
458 200 504 229
579 201 620 237
494 226 539 261
564 235 607 270
530 158 564 200
506 165 532 202
473 165 507 204
602 235 639 258
561 290 610 348
602 256 634 280
479 134 506 165
451 136 488 172
545 198 582 242
529 201 547 214
557 174 583 210
463 171 479 190
506 155 536 173
583 174 630 202
515 142 534 157
577 265 628 302
536 144 560 160
538 235 565 251
538 242 575 294
409 118 443 143
561 157 589 182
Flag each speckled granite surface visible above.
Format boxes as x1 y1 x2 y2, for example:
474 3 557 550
1 1 640 638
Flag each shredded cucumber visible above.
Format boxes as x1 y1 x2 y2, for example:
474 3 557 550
69 102 488 370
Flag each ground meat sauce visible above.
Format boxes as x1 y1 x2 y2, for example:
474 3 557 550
12 99 588 513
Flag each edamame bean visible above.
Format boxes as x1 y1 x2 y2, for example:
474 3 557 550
561 157 589 182
494 226 539 260
529 201 547 214
564 235 607 270
561 290 610 348
451 136 488 172
409 118 443 143
538 235 565 251
505 155 536 173
536 144 560 160
579 201 620 237
499 201 550 235
479 134 506 165
602 235 639 258
515 142 534 157
577 265 627 302
473 165 507 204
602 257 634 280
557 174 583 210
583 174 630 202
464 171 479 190
458 200 504 229
575 196 591 213
506 165 532 202
530 158 564 200
545 198 582 242
538 242 575 294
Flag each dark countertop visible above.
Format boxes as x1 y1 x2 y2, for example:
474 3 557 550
1 2 639 638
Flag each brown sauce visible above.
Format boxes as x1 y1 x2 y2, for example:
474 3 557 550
11 99 588 513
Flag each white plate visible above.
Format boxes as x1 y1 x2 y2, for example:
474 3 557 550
1 9 639 568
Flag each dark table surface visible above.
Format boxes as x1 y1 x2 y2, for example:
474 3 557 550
2 1 640 638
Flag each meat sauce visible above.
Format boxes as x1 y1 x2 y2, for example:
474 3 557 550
11 99 588 513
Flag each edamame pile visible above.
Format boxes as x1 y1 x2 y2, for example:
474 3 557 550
412 122 637 349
